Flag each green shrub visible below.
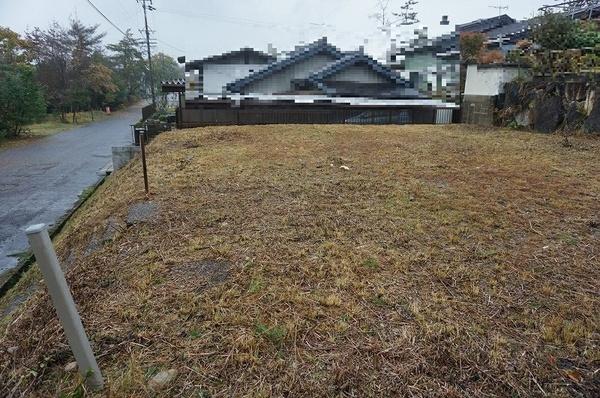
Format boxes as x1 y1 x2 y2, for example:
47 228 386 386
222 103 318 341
0 64 46 138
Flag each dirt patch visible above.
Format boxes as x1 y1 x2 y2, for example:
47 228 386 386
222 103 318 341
126 201 159 225
168 260 231 291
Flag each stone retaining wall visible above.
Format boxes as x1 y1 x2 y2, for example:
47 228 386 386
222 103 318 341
499 77 600 134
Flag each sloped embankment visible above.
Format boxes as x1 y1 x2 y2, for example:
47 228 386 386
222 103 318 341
1 125 599 397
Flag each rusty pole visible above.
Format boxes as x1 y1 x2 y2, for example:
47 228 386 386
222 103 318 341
140 131 149 194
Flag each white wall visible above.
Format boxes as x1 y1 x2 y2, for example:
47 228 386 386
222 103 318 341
203 64 266 95
328 64 390 83
464 64 531 96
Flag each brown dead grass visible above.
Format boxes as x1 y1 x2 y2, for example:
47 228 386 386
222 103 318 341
1 124 599 397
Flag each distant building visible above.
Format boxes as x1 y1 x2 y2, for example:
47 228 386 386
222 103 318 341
226 38 422 99
184 48 276 97
389 6 600 103
162 38 458 129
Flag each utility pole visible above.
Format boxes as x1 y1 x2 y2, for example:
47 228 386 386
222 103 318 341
138 0 156 107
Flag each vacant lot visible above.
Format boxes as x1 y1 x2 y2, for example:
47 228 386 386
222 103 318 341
1 125 599 397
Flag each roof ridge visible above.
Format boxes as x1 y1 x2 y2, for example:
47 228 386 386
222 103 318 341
226 37 344 93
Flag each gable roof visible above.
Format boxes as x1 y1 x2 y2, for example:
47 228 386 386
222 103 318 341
485 20 533 43
307 52 407 86
304 52 423 99
226 37 344 93
399 32 460 56
185 48 275 72
456 14 516 34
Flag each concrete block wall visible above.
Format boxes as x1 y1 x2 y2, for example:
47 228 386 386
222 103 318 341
461 95 496 126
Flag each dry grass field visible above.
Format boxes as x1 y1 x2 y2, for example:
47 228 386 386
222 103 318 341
1 124 599 397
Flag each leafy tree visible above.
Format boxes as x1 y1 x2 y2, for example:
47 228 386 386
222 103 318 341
107 31 146 102
572 21 600 47
150 52 183 109
533 12 580 50
0 27 45 138
27 19 115 122
533 11 600 50
0 64 46 138
66 20 105 122
0 26 32 65
460 32 486 62
27 23 71 120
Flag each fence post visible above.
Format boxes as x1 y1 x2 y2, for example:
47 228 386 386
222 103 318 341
25 224 104 390
140 131 149 194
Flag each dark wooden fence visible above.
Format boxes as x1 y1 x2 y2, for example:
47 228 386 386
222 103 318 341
178 100 443 128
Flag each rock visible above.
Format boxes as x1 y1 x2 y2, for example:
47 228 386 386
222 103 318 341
6 346 18 355
564 101 585 132
515 109 532 128
533 95 563 133
101 217 120 243
585 89 596 116
503 82 522 109
584 95 600 134
340 166 350 171
148 369 178 391
126 202 159 225
64 361 78 372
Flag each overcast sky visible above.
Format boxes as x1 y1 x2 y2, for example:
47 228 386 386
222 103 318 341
1 0 549 60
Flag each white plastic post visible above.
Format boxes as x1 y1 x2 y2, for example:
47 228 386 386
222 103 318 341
25 224 104 390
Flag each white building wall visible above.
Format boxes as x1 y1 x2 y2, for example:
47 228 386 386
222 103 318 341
464 64 530 96
244 53 338 94
328 65 390 83
203 64 267 95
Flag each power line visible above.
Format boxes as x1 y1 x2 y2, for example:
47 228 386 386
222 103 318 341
85 0 127 36
155 38 186 53
156 8 333 35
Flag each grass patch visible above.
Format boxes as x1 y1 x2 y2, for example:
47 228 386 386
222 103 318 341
254 322 287 346
0 111 110 150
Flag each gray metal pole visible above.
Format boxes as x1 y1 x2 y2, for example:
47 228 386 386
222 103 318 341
25 224 104 390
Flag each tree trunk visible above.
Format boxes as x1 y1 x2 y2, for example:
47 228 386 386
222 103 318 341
90 109 94 121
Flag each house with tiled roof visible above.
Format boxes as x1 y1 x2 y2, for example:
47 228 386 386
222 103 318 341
163 38 457 128
184 48 276 97
225 39 422 99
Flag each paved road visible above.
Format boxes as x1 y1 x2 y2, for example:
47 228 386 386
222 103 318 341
0 105 141 274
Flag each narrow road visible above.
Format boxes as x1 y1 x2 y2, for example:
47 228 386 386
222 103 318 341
0 105 141 274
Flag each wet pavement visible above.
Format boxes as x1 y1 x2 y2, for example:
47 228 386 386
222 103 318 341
0 105 141 274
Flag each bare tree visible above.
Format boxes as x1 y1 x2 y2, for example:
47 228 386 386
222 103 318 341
371 0 393 32
370 0 420 33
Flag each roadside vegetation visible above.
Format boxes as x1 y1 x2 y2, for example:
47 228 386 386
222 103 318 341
0 125 598 397
0 22 181 145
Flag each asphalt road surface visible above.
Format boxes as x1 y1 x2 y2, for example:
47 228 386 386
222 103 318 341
0 105 141 274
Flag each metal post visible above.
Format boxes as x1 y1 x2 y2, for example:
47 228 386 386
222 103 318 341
140 131 149 194
25 224 104 390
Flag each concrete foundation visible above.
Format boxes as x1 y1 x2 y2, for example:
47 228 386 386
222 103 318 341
112 146 140 171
